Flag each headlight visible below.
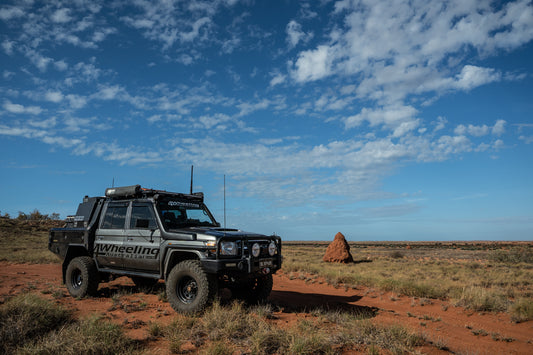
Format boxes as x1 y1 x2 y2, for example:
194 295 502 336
268 241 276 256
252 243 260 257
220 241 238 256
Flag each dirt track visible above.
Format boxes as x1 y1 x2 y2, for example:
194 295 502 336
1 262 532 354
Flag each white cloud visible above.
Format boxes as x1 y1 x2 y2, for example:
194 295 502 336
24 49 52 72
434 116 447 132
343 105 419 136
29 117 57 129
1 40 14 55
291 45 333 82
3 100 42 115
269 73 286 87
0 6 24 21
290 0 533 103
454 120 507 137
51 8 72 23
492 119 506 135
286 20 313 48
45 91 64 103
453 65 501 91
454 124 490 137
66 94 87 109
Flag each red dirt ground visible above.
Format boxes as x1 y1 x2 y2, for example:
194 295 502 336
1 262 532 354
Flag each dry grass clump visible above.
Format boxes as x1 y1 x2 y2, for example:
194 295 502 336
0 293 71 353
488 247 533 264
283 243 533 317
18 316 140 355
509 298 533 323
0 294 140 354
0 218 60 263
453 286 509 312
158 301 427 354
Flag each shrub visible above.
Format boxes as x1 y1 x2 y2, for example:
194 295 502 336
489 248 533 264
509 298 533 323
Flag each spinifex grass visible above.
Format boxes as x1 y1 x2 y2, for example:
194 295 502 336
160 300 427 354
0 294 139 354
283 242 533 319
0 218 61 263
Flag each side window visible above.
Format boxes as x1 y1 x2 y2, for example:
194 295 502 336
101 204 127 229
130 204 156 229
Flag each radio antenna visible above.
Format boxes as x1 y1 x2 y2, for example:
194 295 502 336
190 165 193 194
223 175 226 230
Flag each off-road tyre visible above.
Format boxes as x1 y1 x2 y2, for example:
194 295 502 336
166 260 215 314
131 276 159 290
65 256 99 298
231 274 273 304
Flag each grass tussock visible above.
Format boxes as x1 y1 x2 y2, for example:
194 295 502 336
159 301 427 354
0 217 62 263
0 294 139 354
453 286 509 313
0 293 72 353
488 247 533 264
282 243 533 317
509 298 533 323
17 316 139 355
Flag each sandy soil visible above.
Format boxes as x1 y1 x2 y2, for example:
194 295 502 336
1 262 532 354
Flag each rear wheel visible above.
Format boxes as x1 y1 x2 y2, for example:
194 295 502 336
166 260 215 314
65 256 99 298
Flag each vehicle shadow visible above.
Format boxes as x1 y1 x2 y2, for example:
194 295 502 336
269 290 377 319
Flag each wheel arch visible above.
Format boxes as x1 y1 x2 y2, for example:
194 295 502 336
62 245 90 283
163 249 202 280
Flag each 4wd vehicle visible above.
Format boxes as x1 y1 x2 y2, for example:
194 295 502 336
49 185 282 313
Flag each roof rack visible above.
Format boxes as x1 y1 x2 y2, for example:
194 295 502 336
104 185 204 201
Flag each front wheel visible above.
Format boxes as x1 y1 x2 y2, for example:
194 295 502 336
65 256 99 298
166 260 215 314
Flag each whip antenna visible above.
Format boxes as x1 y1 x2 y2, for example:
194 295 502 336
223 175 226 230
190 165 193 194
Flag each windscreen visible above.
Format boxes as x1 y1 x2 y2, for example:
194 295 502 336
157 198 217 230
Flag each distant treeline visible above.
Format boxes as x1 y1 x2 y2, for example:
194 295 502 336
0 209 60 221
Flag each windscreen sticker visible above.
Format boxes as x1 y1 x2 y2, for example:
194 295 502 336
95 244 159 259
167 201 200 208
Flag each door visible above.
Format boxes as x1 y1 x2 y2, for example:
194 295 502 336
122 202 161 272
95 202 128 269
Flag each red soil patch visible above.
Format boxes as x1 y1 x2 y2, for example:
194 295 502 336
1 262 532 354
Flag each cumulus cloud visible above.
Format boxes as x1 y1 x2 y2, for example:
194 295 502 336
291 0 533 102
291 45 333 82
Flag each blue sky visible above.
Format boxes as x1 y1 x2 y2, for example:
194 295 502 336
1 0 532 241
